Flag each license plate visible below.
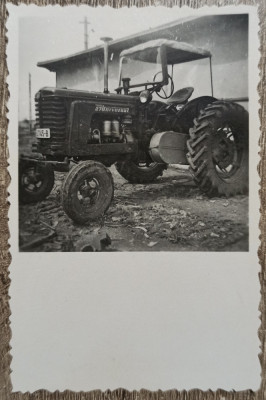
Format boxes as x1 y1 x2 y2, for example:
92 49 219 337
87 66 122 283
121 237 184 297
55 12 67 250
36 128 50 138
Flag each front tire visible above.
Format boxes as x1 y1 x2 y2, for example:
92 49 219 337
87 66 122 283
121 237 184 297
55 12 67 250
115 159 166 183
19 160 55 204
62 161 114 224
187 101 248 197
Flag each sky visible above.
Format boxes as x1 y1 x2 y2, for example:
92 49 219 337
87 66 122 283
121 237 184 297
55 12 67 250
17 6 190 121
14 6 249 120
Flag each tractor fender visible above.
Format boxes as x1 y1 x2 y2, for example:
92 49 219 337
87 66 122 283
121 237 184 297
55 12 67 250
171 96 217 134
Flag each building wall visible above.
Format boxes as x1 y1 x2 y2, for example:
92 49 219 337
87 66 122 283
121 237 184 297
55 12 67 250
170 14 248 101
55 15 248 104
56 53 120 94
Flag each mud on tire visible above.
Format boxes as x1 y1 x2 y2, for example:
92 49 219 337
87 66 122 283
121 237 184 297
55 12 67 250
19 160 55 204
62 160 114 225
187 101 248 197
115 159 166 183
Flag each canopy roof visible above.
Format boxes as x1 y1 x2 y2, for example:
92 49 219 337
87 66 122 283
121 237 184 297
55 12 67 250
120 39 211 65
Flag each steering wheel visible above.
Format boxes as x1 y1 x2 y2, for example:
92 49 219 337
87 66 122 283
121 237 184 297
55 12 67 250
153 71 174 99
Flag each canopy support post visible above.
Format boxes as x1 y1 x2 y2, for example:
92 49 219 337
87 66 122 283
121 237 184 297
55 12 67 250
209 56 214 97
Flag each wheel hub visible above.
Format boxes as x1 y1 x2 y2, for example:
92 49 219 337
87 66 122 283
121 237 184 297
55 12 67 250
78 179 99 206
212 128 236 169
22 168 43 191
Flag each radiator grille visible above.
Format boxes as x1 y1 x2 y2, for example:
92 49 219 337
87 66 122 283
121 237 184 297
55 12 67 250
35 96 66 153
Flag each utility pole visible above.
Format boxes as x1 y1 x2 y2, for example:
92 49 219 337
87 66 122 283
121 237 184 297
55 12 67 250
29 73 32 134
79 17 92 50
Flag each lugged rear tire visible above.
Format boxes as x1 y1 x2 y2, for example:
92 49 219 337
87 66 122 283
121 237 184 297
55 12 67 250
62 160 114 225
187 101 248 197
115 160 166 183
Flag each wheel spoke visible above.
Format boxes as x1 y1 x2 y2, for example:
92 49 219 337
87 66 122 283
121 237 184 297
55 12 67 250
161 87 167 97
211 123 245 178
22 168 44 193
153 71 174 99
77 177 100 209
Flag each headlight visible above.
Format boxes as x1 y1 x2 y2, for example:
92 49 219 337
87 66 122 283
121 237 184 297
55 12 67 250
139 90 152 104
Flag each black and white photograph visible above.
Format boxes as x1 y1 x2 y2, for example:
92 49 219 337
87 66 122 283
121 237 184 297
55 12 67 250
18 9 249 252
7 4 261 393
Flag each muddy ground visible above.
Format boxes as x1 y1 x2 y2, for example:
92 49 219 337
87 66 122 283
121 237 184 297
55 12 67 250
19 130 248 252
19 164 248 252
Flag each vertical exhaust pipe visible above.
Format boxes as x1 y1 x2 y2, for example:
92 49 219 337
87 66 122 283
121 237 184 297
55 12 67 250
100 37 113 94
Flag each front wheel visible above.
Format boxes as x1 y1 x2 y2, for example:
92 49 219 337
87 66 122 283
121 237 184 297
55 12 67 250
19 160 55 204
62 161 114 224
115 159 166 183
187 101 248 197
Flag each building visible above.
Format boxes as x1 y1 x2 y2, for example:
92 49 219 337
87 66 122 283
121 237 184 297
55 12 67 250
38 14 248 107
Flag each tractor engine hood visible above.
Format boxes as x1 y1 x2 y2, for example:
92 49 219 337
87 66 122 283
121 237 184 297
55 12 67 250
35 87 140 107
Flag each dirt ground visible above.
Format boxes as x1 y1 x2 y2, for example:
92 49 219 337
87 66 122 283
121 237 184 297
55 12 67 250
19 164 249 252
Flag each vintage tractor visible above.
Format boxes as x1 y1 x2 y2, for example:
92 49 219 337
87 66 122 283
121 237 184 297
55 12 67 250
19 38 248 224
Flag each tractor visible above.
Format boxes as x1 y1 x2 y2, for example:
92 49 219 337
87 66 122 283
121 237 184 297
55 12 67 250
19 38 248 224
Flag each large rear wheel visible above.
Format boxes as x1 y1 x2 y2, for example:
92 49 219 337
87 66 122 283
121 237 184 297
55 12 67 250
62 161 114 224
187 101 248 197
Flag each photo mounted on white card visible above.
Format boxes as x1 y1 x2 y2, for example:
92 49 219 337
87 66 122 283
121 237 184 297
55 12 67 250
14 6 253 252
7 3 261 394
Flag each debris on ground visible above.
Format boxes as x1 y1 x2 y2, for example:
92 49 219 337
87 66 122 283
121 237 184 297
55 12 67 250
75 232 114 252
19 166 249 252
20 223 57 251
147 241 158 248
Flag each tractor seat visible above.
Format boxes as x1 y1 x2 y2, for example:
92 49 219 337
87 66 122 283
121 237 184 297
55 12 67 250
167 87 194 105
